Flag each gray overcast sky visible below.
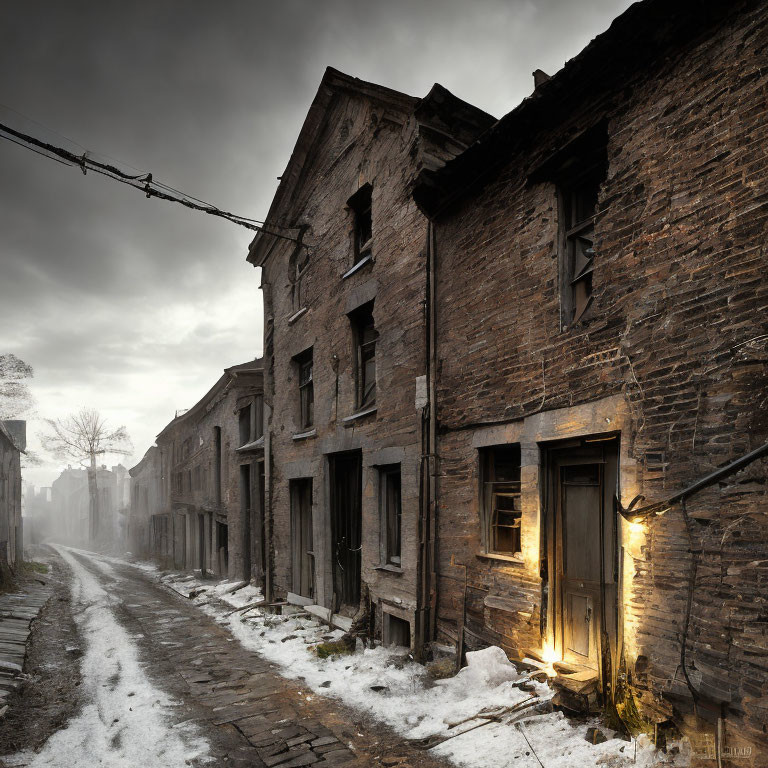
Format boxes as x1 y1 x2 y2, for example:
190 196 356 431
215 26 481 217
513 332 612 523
0 0 634 487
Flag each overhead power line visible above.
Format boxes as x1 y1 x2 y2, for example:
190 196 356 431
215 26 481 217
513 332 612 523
0 118 301 246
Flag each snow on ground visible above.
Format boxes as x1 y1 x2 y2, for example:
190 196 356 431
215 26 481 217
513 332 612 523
155 569 689 768
7 547 210 768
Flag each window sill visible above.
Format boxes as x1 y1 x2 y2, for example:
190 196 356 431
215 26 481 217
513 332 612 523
475 551 525 565
374 563 404 574
287 307 308 325
342 253 373 280
236 436 264 452
292 428 317 441
342 406 377 424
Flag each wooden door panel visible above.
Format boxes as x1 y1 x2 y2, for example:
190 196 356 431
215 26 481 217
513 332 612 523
566 592 592 659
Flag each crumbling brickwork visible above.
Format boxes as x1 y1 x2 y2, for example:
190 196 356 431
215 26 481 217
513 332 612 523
415 0 768 760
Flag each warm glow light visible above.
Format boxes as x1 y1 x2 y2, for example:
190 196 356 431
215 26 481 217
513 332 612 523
542 641 560 664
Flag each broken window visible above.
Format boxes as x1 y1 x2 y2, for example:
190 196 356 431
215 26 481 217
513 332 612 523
560 174 600 324
480 444 522 557
348 184 372 265
380 465 402 566
350 301 377 409
295 349 314 430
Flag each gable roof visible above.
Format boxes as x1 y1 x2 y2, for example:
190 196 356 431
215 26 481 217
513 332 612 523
246 67 495 268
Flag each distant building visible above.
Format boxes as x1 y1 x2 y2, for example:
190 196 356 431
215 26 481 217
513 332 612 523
0 420 25 570
130 359 264 583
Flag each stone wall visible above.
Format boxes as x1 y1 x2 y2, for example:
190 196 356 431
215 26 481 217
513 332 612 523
260 86 429 639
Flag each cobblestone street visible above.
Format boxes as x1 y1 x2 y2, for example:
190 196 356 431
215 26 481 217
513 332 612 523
1 547 448 768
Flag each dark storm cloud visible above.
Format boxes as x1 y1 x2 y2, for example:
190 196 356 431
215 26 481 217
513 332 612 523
0 0 634 484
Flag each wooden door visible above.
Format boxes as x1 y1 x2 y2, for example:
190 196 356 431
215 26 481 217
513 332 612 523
290 479 314 599
559 463 602 668
330 452 362 614
546 437 618 675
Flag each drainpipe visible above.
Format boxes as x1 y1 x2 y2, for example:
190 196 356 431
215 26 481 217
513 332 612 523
416 220 439 655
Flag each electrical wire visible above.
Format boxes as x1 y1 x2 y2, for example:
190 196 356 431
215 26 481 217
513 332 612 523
0 117 303 246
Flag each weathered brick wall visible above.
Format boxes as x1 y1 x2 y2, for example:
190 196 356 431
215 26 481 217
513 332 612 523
433 2 768 755
261 90 428 634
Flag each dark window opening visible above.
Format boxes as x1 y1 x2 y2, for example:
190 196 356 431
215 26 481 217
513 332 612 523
239 404 252 447
380 465 402 566
481 444 522 557
348 184 372 265
295 349 314 430
350 302 378 409
383 613 410 648
214 426 222 504
254 394 264 440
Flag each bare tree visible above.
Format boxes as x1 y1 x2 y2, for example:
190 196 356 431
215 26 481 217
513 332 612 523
0 353 42 467
0 353 35 420
40 408 132 543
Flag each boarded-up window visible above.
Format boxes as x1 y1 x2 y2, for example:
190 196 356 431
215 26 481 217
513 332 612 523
480 444 522 557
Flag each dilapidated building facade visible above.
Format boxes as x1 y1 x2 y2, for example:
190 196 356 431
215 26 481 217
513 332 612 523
412 0 768 760
149 359 265 583
249 68 494 646
128 446 163 561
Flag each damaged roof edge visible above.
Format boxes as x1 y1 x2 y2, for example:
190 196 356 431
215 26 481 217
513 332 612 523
155 357 263 440
413 0 756 218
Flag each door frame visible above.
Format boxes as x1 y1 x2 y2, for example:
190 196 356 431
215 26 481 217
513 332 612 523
543 434 619 689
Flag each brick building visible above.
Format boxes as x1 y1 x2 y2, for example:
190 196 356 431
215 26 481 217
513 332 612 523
0 420 24 571
412 0 768 759
248 68 493 645
128 446 162 560
149 359 265 583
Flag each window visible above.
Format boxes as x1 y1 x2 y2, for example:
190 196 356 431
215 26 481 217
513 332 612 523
291 247 310 313
350 302 377 409
238 404 252 447
295 349 314 430
560 174 600 325
480 444 522 557
348 184 372 265
380 465 402 566
254 394 264 440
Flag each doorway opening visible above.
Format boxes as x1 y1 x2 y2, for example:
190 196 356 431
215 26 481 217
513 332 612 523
290 478 314 599
216 520 228 577
329 451 362 616
542 435 619 688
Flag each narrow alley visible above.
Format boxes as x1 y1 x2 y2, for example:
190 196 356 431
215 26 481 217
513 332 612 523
0 547 449 768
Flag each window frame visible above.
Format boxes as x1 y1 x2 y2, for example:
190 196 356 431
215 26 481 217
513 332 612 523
480 444 522 558
349 301 378 410
558 169 601 327
379 464 402 567
347 184 373 266
295 349 314 430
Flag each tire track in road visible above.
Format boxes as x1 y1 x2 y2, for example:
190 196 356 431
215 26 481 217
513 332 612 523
7 546 211 768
